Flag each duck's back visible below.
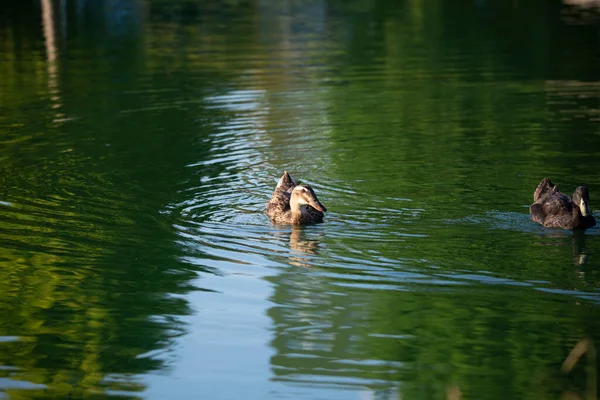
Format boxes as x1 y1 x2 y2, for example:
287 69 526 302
530 189 574 227
266 189 291 217
266 171 295 219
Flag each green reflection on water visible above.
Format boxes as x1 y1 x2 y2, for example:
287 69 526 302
1 0 599 399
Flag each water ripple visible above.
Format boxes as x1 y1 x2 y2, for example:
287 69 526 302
164 86 600 315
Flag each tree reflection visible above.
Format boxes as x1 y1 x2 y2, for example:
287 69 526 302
0 0 226 397
267 252 600 399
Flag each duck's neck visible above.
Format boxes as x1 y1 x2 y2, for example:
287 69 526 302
570 204 588 229
572 206 582 224
572 201 596 229
290 202 308 223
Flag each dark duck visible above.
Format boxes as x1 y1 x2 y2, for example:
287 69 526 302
266 171 327 225
529 178 596 230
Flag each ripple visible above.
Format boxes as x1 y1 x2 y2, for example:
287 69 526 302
166 87 600 311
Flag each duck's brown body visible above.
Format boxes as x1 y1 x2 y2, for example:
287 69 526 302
530 178 596 230
266 171 326 225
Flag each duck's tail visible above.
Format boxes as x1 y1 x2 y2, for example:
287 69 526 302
533 177 556 202
275 170 296 192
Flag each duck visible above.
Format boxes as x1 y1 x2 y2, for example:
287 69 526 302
529 177 596 230
266 171 327 225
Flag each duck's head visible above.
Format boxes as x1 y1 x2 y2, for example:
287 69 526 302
290 185 327 212
573 186 592 217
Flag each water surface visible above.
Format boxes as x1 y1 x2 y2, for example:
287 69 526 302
1 1 600 399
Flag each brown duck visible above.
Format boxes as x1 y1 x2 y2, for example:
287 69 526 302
530 178 596 230
266 171 326 225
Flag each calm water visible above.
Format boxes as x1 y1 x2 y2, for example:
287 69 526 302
1 1 600 399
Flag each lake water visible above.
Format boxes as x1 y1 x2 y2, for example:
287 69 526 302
1 1 600 399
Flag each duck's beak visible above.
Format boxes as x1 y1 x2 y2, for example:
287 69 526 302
308 198 327 212
579 198 592 217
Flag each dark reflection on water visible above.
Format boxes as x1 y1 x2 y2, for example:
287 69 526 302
1 0 600 399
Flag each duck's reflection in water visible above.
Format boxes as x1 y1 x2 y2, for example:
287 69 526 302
534 229 590 266
533 229 600 287
571 230 588 266
288 226 321 267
